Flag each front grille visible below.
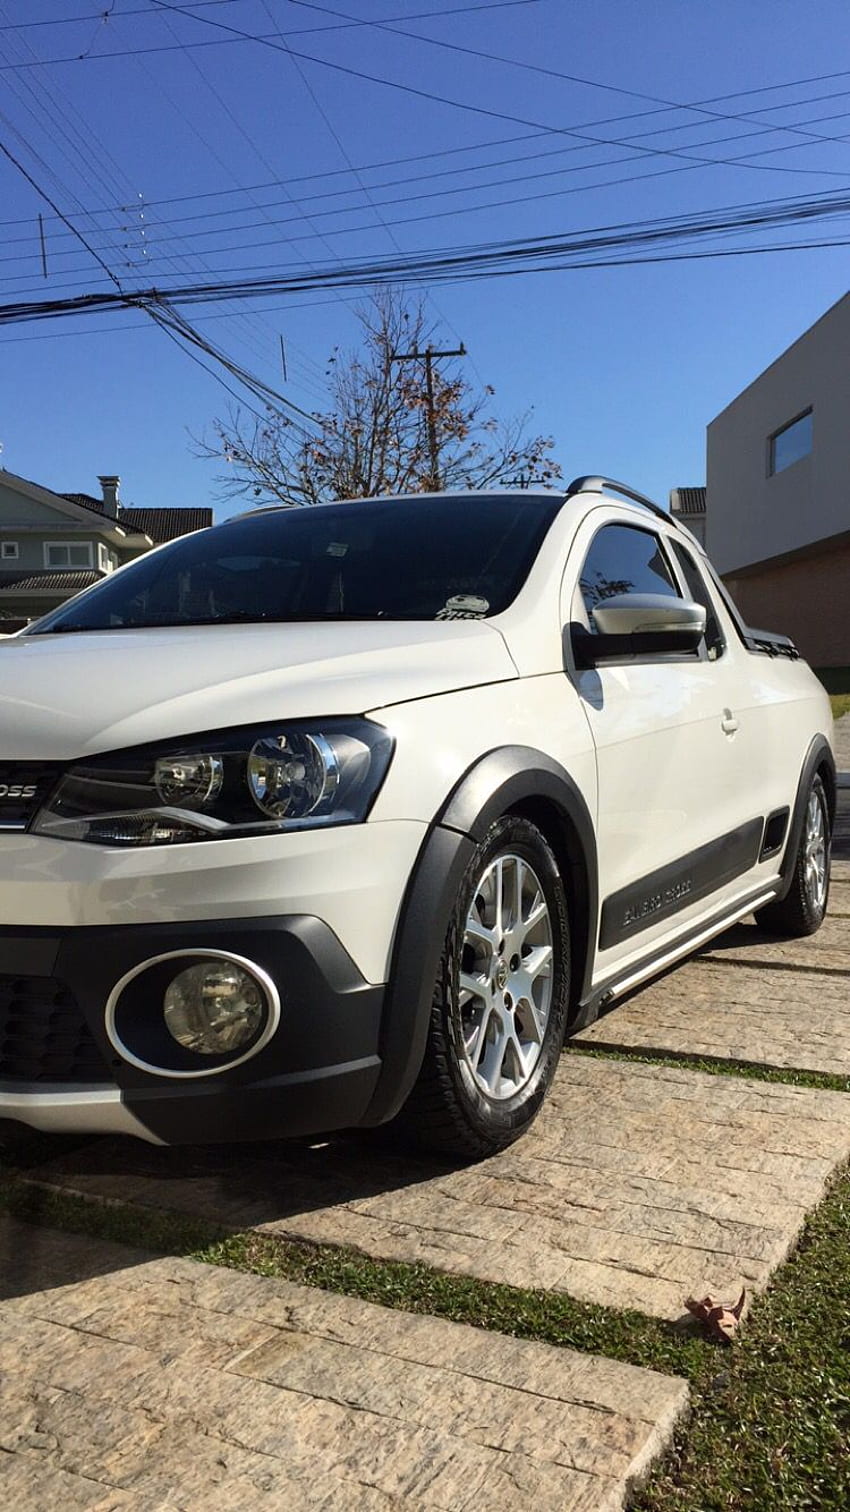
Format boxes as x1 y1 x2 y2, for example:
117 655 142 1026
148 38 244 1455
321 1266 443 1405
0 762 62 830
0 975 110 1082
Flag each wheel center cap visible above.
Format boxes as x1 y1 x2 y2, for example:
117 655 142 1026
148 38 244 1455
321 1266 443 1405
495 959 509 992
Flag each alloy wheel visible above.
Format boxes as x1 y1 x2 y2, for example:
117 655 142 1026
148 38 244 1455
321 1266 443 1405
457 851 554 1101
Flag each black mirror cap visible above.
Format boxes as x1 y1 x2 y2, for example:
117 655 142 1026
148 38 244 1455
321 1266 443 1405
570 622 705 668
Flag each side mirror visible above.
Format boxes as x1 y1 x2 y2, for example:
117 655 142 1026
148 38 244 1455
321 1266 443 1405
572 593 706 667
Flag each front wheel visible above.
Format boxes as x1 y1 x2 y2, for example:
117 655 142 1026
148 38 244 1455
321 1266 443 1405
756 773 831 937
399 815 571 1160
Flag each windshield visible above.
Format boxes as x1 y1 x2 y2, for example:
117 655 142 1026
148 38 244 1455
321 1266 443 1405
27 493 563 634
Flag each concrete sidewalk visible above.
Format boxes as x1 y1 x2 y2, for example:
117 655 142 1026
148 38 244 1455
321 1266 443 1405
0 1216 688 1511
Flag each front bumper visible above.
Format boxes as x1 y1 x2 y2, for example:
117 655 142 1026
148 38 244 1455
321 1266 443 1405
0 915 384 1144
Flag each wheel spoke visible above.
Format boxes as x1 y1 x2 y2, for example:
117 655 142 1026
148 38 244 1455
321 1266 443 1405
524 893 547 932
520 942 553 984
463 1003 492 1070
459 969 488 1004
477 1029 508 1095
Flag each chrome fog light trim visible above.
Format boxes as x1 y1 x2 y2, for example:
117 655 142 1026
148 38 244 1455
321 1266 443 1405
105 949 280 1080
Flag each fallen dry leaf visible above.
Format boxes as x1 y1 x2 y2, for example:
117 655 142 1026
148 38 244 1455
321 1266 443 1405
684 1287 747 1343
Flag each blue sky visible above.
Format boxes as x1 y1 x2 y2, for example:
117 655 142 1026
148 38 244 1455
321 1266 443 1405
1 0 849 518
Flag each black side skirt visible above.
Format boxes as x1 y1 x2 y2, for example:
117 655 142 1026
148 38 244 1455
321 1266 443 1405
599 817 764 950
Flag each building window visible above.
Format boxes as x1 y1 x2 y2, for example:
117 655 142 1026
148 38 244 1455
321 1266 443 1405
44 541 94 569
768 409 812 476
1 541 19 560
97 543 115 573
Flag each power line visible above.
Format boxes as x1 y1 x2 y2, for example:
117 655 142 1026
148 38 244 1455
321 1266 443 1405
2 182 849 326
4 108 849 296
288 0 850 157
0 1 541 61
142 2 850 187
2 73 849 239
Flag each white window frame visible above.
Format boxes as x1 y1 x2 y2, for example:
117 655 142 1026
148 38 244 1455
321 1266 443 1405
97 542 115 574
1 541 19 560
44 540 94 570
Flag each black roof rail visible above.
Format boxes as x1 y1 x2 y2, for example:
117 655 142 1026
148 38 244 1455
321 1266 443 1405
565 475 672 527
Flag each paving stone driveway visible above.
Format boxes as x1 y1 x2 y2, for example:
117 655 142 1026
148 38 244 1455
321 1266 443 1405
4 861 849 1507
575 883 850 1076
28 1053 850 1323
0 1216 688 1511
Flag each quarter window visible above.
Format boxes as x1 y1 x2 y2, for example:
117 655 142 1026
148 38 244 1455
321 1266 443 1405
578 524 679 628
768 410 812 475
670 541 725 659
44 541 94 569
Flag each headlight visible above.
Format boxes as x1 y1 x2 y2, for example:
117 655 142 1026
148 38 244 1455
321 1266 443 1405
32 718 393 847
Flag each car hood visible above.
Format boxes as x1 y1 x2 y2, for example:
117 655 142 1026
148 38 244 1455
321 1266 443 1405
0 619 518 760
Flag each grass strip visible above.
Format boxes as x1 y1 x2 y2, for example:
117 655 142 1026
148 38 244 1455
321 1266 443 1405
565 1042 850 1094
2 1154 850 1509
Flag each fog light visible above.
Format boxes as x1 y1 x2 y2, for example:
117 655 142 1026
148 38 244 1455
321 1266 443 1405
163 960 265 1055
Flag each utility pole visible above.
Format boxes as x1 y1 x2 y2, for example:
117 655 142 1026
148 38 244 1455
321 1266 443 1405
391 341 466 491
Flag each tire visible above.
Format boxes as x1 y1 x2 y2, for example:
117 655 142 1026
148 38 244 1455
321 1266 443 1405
756 773 831 937
399 815 571 1160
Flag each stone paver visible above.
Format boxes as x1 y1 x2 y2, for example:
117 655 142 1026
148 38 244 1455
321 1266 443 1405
575 868 850 1078
26 1056 850 1321
700 913 850 972
0 1217 688 1511
575 947 850 1078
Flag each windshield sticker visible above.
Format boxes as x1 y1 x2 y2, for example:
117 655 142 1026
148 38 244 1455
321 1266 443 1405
436 594 490 620
326 541 349 557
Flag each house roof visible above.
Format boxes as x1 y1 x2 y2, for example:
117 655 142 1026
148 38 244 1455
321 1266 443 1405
669 487 706 516
0 570 100 596
60 495 213 543
61 492 106 514
118 506 213 542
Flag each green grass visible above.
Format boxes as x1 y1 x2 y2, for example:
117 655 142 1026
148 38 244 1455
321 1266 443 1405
634 1168 850 1510
568 1042 850 1095
830 692 850 721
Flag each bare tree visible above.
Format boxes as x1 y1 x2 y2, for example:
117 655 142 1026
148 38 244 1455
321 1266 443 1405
195 291 561 506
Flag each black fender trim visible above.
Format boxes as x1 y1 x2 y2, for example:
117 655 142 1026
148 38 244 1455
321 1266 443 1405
775 735 836 901
362 747 598 1126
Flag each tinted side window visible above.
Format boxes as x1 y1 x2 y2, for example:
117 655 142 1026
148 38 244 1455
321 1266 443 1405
579 524 678 627
670 540 725 659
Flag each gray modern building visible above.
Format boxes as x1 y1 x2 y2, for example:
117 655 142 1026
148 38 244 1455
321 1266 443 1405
705 291 850 670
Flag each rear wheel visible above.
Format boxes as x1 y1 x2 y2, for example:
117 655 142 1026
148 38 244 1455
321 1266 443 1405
756 773 830 937
400 815 570 1159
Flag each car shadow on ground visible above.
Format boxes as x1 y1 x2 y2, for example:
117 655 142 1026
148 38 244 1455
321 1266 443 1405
0 1114 473 1305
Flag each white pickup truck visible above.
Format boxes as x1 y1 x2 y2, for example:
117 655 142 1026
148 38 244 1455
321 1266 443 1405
0 478 834 1156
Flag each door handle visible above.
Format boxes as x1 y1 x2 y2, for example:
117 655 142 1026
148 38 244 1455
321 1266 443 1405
721 709 739 735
